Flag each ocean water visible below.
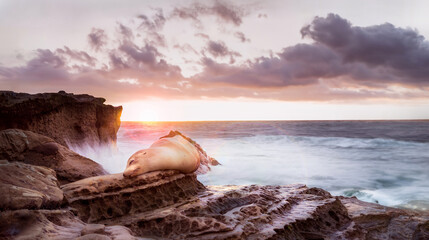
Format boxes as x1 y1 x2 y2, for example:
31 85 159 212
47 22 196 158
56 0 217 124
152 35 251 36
72 120 429 211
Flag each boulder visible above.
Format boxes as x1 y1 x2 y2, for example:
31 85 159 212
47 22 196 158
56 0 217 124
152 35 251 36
0 129 107 184
61 170 206 223
0 161 63 210
0 209 137 240
0 91 122 147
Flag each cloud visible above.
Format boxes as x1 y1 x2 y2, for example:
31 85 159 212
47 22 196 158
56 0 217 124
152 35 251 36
206 40 241 58
1 12 429 103
171 0 246 26
300 13 429 84
118 24 134 40
88 28 107 51
234 31 250 42
137 9 167 47
195 14 429 91
56 46 97 67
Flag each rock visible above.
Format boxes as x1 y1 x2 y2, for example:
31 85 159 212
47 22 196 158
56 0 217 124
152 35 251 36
103 184 352 240
61 170 206 223
0 91 122 147
0 129 107 184
0 161 63 210
339 196 429 240
160 130 220 174
0 209 137 240
62 170 429 240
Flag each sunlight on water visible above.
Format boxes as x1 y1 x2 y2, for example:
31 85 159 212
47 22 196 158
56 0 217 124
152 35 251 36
71 121 429 211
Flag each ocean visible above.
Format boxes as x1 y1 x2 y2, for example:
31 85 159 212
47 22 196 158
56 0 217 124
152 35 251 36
72 120 429 211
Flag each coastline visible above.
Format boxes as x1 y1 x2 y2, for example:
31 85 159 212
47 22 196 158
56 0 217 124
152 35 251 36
0 91 428 239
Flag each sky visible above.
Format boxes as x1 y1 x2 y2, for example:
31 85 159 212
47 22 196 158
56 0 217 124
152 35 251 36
1 0 429 121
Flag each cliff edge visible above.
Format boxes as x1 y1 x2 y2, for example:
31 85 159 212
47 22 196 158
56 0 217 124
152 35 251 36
0 91 122 147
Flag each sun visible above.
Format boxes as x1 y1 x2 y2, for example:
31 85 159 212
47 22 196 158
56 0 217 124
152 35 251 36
136 108 160 122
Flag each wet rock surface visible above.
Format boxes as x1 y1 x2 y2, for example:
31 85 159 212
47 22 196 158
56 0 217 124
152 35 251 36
62 169 429 240
339 197 429 240
0 129 107 184
0 91 122 147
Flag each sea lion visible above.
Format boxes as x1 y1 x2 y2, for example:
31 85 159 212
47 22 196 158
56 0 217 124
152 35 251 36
123 134 201 178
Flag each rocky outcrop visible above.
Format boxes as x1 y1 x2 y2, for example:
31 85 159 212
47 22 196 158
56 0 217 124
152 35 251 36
0 161 63 210
62 169 429 239
0 129 107 184
0 91 122 147
0 157 137 239
0 93 427 240
61 170 206 223
339 197 429 239
0 209 137 240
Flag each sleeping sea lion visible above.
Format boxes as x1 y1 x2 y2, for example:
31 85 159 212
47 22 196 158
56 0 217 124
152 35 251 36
123 134 201 178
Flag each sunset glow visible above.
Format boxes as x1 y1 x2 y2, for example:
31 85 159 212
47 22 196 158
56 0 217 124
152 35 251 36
119 99 429 122
1 0 429 120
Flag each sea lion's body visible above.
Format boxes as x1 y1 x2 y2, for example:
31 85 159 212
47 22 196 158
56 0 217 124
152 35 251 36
123 135 200 177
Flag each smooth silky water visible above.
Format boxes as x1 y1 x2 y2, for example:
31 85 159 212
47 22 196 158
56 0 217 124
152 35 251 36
71 120 429 211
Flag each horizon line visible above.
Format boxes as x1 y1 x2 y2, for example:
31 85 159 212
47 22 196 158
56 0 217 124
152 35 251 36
121 118 429 123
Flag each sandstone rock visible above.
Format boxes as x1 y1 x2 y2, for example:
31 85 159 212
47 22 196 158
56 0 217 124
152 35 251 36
0 91 122 147
339 196 429 240
61 170 206 223
62 170 346 239
0 209 137 240
101 184 353 240
0 161 63 210
62 169 429 240
0 129 107 184
160 130 220 174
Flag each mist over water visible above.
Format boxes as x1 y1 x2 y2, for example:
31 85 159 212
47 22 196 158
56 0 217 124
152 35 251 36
71 120 429 211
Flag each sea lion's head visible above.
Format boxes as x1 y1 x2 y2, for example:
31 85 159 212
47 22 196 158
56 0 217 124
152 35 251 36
123 149 153 178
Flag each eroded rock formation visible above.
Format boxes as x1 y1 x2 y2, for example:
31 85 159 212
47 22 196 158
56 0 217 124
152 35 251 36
0 161 63 210
0 209 137 239
61 170 206 223
0 91 122 147
0 158 137 239
0 94 427 240
61 169 429 239
0 129 107 184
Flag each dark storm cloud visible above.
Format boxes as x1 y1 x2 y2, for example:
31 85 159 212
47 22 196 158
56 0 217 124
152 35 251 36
301 13 429 83
171 0 246 26
88 28 107 51
195 14 429 89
